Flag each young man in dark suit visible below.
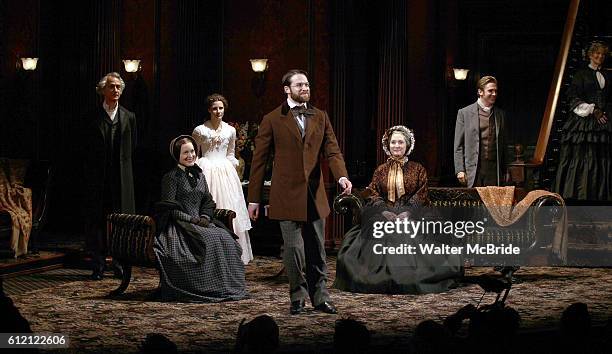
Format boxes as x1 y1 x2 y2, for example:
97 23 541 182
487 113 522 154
454 75 507 187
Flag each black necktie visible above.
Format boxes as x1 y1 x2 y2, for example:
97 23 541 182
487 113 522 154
293 105 315 116
292 106 309 138
291 105 307 116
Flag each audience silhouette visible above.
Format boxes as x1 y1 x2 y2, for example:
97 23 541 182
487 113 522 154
0 278 39 353
234 314 279 353
557 302 595 354
140 333 178 354
410 319 452 354
3 275 610 354
333 318 371 354
466 305 521 353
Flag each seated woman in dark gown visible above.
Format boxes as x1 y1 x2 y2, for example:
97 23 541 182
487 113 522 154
154 135 247 302
334 125 462 294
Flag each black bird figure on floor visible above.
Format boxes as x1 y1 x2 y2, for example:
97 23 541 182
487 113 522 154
463 266 519 307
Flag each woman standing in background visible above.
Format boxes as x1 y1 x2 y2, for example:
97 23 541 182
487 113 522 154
554 41 611 201
193 94 253 264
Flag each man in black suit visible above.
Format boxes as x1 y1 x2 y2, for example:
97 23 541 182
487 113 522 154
83 72 137 280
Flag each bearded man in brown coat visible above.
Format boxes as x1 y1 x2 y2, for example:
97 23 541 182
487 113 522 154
248 69 352 315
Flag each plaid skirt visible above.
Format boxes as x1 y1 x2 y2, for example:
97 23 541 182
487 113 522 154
154 221 247 302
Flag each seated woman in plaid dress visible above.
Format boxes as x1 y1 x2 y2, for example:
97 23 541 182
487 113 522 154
153 135 247 302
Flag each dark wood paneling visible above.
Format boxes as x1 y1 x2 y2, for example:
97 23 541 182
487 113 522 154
478 33 561 147
439 0 459 186
329 0 349 249
121 0 155 87
121 0 155 143
375 0 407 165
0 0 577 238
406 0 444 178
330 0 378 188
312 0 331 111
455 0 569 160
223 0 309 123
0 0 40 158
157 0 179 150
93 0 121 78
176 0 223 131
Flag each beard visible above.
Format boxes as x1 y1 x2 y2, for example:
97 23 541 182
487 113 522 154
290 91 310 103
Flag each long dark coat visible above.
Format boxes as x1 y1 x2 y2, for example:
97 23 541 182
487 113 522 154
82 104 136 223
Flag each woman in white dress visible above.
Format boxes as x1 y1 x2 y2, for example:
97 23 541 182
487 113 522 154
192 94 253 264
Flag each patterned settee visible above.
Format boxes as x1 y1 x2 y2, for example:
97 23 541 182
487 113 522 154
333 187 565 265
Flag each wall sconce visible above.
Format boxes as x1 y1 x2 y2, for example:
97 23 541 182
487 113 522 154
21 57 39 71
250 59 268 73
250 59 268 97
452 68 469 81
122 59 141 73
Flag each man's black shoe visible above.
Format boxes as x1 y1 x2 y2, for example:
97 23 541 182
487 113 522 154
314 301 337 314
290 300 306 315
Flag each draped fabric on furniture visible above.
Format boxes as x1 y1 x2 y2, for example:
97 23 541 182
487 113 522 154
0 159 33 257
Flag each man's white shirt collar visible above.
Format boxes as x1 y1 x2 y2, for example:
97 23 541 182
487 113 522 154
103 101 119 121
477 98 492 112
287 97 306 109
589 63 605 89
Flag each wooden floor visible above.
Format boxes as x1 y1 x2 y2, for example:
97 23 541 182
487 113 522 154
0 230 86 277
0 251 67 277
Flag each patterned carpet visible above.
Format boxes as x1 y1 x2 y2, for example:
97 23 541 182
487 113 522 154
2 268 89 295
9 256 612 353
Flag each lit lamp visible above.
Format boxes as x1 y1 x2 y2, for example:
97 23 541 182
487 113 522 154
250 59 268 97
21 57 39 71
249 59 268 73
122 59 141 73
453 68 469 81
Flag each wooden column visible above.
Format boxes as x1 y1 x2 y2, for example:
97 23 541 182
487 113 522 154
327 0 348 249
95 0 121 77
376 0 408 165
176 0 223 132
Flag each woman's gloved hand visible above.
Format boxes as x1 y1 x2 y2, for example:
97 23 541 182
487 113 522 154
593 107 608 125
190 216 210 227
